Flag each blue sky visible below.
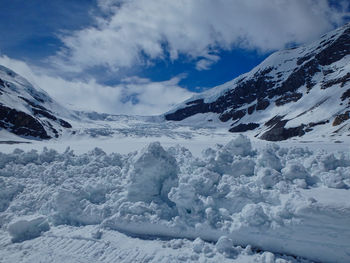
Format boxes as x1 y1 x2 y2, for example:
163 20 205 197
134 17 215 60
0 1 96 60
0 0 269 91
0 0 349 114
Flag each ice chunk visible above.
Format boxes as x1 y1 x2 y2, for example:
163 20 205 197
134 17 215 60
0 178 23 212
256 168 282 189
319 170 348 189
222 135 253 157
257 147 282 171
231 158 255 176
192 237 205 253
8 216 50 243
214 135 253 167
127 142 178 205
168 183 196 213
50 188 104 226
215 236 235 257
240 204 269 227
282 161 315 186
211 136 254 175
260 251 275 263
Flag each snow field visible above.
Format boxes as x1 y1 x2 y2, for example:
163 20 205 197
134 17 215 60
1 135 350 262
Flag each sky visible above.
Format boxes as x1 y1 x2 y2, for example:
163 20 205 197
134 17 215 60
0 0 349 115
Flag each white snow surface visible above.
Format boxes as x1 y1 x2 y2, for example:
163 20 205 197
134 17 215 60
1 135 350 263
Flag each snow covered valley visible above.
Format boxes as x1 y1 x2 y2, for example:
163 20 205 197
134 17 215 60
1 134 350 263
1 21 350 262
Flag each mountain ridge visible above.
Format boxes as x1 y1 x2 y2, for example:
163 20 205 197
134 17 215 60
1 23 350 141
0 65 73 139
165 22 350 141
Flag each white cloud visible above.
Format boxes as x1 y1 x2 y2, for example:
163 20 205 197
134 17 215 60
0 56 193 115
52 0 349 72
1 1 349 116
195 54 220 71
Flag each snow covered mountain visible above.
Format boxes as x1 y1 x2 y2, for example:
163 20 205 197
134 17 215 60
0 65 74 139
1 23 350 143
0 64 224 143
1 24 350 263
165 23 350 141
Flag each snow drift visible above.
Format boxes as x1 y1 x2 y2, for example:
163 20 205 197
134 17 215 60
0 136 349 262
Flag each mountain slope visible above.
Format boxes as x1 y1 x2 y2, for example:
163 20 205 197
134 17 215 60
165 23 350 141
0 65 73 139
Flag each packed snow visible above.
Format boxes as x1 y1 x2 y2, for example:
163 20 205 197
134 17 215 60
1 135 349 262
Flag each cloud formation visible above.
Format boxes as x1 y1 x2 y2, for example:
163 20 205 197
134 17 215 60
1 1 349 116
53 0 349 72
0 56 193 115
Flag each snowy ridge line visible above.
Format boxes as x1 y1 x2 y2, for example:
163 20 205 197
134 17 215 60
0 65 75 139
1 136 350 262
164 23 350 141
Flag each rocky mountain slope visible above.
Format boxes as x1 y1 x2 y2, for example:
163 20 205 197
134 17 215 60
165 23 350 141
0 65 73 139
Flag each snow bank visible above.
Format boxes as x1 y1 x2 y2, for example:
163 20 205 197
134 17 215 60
0 137 350 262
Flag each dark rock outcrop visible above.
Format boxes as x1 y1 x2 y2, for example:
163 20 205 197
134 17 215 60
260 116 305 141
0 105 50 139
322 72 350 89
0 78 5 88
0 66 73 139
333 111 350 126
19 96 72 129
341 89 350 101
275 93 303 106
166 67 277 122
229 123 259 133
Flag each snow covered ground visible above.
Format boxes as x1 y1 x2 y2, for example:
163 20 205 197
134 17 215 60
1 112 349 155
0 224 307 263
1 126 350 263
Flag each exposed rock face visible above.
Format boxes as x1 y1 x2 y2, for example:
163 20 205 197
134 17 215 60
166 67 277 122
341 89 350 101
275 93 303 106
0 105 50 139
333 111 350 126
229 123 259 133
165 23 350 141
260 116 305 141
0 66 73 139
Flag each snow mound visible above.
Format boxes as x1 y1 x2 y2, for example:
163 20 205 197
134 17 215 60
127 142 178 205
0 136 350 262
8 216 49 243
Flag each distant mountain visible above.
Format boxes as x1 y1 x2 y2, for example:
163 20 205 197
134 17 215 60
1 23 350 142
165 23 350 141
0 66 73 139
